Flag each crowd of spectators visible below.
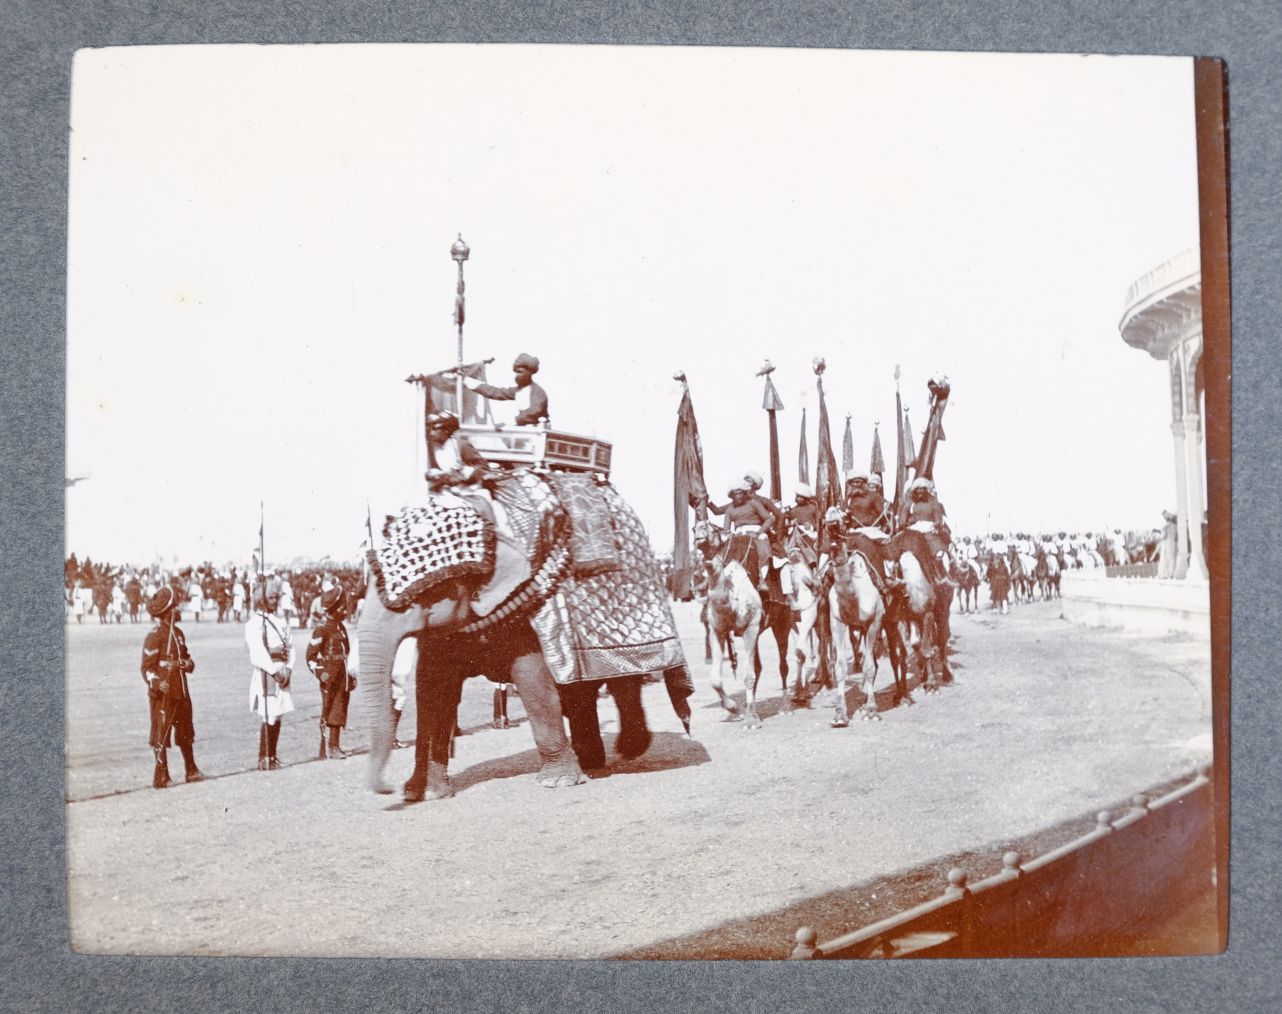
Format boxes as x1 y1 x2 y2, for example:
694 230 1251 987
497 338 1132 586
64 554 366 627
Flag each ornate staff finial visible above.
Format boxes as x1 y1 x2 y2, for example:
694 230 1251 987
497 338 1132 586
812 356 826 376
894 363 901 384
673 370 688 384
756 360 775 377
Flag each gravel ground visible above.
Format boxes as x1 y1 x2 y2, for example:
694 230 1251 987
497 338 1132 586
65 599 1214 958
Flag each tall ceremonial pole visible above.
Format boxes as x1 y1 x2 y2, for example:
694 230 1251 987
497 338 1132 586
757 360 784 503
450 234 470 419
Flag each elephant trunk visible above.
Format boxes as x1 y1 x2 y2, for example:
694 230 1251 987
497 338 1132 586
355 590 422 794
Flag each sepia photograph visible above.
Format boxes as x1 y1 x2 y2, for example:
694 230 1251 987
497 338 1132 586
64 43 1224 960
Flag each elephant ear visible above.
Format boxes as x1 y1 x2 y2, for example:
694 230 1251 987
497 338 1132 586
367 501 496 611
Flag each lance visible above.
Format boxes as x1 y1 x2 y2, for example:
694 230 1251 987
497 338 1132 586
842 413 854 475
451 234 470 420
757 360 784 502
258 501 271 755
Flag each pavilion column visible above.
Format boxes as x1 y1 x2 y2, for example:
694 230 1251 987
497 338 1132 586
1182 411 1208 579
1169 417 1191 580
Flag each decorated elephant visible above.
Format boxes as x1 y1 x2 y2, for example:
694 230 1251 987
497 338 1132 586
357 470 693 802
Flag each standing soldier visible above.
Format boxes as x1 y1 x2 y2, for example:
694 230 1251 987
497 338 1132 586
140 586 205 788
306 584 356 760
125 572 143 624
246 577 295 770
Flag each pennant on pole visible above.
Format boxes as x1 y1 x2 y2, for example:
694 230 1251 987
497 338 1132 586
842 414 854 474
870 423 885 478
672 374 709 600
798 407 810 486
813 359 841 554
904 408 918 470
893 371 907 526
759 364 784 503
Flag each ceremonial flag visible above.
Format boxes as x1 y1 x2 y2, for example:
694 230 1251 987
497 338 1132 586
413 359 491 427
761 370 785 503
904 408 917 470
672 378 709 600
842 414 854 474
870 423 885 478
814 367 841 554
798 407 810 486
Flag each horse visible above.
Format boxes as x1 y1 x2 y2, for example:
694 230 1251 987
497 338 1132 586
694 523 796 728
987 552 1011 614
1008 549 1037 603
1034 547 1061 600
783 532 821 704
823 514 904 725
887 526 953 694
950 554 982 614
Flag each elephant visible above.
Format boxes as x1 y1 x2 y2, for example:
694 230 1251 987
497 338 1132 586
357 474 692 802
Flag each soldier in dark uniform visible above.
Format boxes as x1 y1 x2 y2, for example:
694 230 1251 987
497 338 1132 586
462 352 550 426
140 586 205 789
306 584 356 760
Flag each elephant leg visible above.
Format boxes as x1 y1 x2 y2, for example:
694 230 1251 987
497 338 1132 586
404 655 464 803
508 650 586 788
610 675 651 760
560 680 606 771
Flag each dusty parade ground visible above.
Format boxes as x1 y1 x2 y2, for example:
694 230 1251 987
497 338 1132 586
65 599 1214 959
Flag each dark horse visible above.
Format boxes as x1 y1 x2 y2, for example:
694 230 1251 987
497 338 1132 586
950 554 982 614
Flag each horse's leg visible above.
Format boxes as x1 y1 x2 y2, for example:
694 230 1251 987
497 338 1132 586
859 611 884 720
708 626 739 717
920 609 939 694
829 603 851 729
742 618 764 730
773 609 792 715
702 605 712 664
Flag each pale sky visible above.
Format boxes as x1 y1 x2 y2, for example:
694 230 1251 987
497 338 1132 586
66 45 1201 567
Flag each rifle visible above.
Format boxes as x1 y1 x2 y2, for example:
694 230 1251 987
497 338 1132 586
151 621 185 784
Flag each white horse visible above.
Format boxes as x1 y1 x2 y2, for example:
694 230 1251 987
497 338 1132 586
827 542 888 725
704 555 766 727
785 548 821 702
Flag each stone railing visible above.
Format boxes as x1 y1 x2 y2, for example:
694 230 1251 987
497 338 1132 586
1121 247 1201 322
788 768 1213 959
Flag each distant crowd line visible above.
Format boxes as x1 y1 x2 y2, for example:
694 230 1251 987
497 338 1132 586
64 554 366 627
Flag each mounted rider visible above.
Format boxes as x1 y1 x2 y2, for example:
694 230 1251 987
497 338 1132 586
703 480 776 591
842 468 892 596
903 476 953 583
784 483 819 566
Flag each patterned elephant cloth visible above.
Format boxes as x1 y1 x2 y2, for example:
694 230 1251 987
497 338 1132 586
368 472 689 700
367 498 496 611
531 482 687 686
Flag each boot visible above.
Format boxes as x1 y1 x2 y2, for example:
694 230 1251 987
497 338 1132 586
391 708 406 749
328 725 347 759
267 721 283 769
257 724 270 770
493 686 511 729
179 743 205 783
152 749 170 789
318 718 328 760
